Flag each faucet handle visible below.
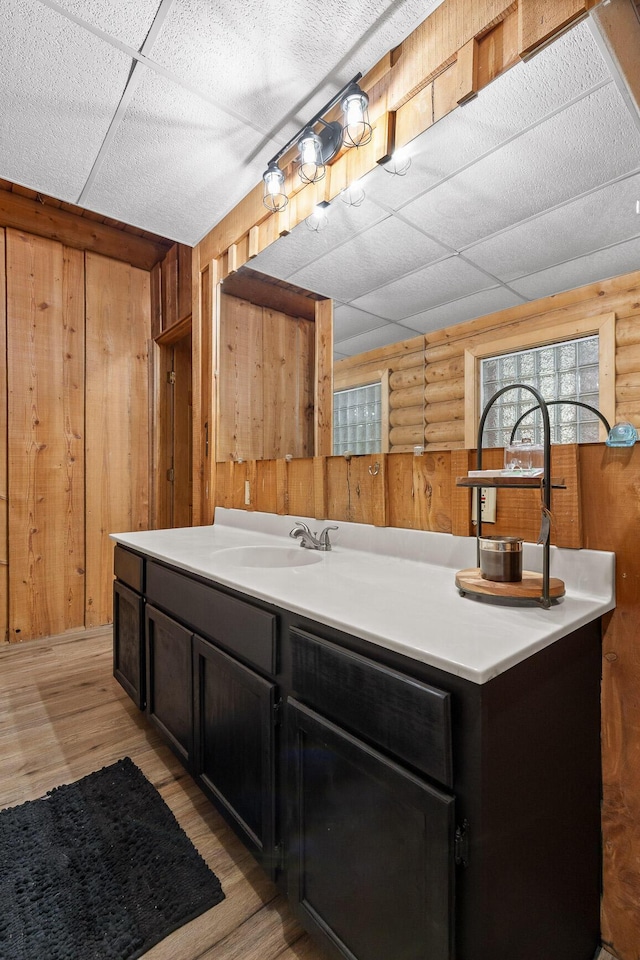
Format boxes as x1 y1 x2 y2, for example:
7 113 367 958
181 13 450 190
318 525 339 549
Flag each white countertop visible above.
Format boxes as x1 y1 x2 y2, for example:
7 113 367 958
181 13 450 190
111 508 615 684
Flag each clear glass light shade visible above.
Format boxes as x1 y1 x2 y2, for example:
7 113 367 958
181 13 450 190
340 179 365 207
298 128 325 183
383 147 411 176
262 162 288 212
306 203 329 232
605 421 638 447
341 85 372 148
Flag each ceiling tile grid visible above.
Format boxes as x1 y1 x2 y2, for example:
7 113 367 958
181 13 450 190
45 0 161 49
0 0 135 202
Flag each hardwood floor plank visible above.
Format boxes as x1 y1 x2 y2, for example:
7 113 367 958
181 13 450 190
0 629 330 960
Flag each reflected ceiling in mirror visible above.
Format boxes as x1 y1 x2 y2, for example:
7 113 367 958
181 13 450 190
251 19 640 361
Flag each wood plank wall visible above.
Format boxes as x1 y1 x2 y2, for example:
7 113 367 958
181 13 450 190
216 293 314 463
85 253 150 628
0 226 155 643
6 231 85 641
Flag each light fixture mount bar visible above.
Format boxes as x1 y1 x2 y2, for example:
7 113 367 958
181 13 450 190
266 72 363 169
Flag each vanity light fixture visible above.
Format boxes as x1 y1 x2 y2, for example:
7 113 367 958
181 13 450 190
262 73 371 211
340 179 365 207
383 146 411 176
305 201 330 232
262 161 288 213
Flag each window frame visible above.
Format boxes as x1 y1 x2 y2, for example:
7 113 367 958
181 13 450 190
463 312 615 448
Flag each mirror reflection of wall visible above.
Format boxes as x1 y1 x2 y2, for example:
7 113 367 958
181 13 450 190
215 268 322 462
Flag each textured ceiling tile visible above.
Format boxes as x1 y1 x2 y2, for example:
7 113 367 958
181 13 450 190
49 0 160 50
334 304 390 341
372 20 611 211
509 237 640 301
351 255 496 320
407 286 528 335
251 200 387 280
0 0 134 201
333 321 423 358
81 66 269 244
464 172 640 281
290 215 450 301
400 84 640 250
147 0 447 142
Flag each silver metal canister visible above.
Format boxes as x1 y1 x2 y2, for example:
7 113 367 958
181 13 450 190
478 536 523 582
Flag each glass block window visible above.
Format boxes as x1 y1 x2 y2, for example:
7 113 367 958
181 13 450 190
333 383 382 455
480 335 600 447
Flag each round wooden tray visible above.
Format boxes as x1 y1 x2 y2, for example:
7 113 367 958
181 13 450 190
455 568 565 601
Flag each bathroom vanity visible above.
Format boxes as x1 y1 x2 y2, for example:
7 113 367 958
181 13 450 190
112 509 615 960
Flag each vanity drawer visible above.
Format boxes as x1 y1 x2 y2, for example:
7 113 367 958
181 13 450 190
114 545 144 593
146 561 276 675
290 628 453 788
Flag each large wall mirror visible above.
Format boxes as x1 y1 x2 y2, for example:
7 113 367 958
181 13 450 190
223 16 640 459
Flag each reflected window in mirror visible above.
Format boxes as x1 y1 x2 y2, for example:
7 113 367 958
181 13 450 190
333 384 382 455
480 335 600 447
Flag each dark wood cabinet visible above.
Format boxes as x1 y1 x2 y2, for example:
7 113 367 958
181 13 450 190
113 551 602 960
113 580 145 709
193 636 278 875
287 698 454 960
145 604 194 767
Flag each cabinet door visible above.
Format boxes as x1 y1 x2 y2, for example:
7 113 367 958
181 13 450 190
193 636 277 875
145 605 193 767
287 698 454 960
113 581 145 709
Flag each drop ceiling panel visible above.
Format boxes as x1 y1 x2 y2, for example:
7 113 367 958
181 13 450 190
400 83 640 250
509 236 640 301
46 0 160 49
406 286 528 335
334 304 391 341
367 20 612 212
0 0 134 202
290 216 450 302
82 66 268 244
464 171 640 281
334 321 423 358
148 0 448 141
251 200 387 280
351 255 496 321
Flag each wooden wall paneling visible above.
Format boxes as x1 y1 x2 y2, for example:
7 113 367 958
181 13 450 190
217 294 263 462
161 244 178 332
286 458 316 519
7 232 85 641
314 299 333 456
0 230 6 642
85 252 150 628
276 458 288 515
150 261 162 339
193 257 216 525
149 339 172 530
579 444 640 960
298 317 315 457
326 455 388 525
518 0 599 58
313 455 328 520
177 245 193 323
450 449 473 536
263 308 301 459
254 459 278 515
173 332 193 527
387 452 452 532
0 191 168 271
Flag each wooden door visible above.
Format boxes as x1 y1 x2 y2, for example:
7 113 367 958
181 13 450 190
6 230 85 642
287 698 455 960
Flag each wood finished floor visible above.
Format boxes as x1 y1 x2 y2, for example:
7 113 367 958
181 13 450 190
0 629 330 960
0 629 618 960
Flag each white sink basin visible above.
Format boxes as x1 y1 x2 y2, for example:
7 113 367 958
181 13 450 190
217 545 324 568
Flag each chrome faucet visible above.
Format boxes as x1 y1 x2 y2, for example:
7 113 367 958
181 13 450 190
289 520 339 551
